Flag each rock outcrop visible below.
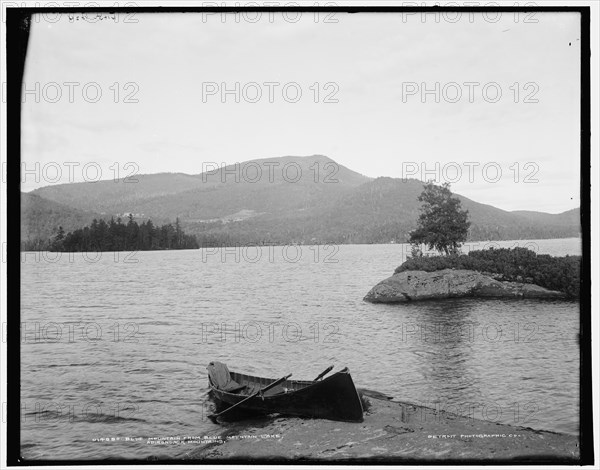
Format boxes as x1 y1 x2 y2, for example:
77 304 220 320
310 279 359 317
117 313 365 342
364 269 565 303
185 391 579 462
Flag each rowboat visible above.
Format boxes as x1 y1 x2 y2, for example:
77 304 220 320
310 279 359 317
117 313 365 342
207 362 364 422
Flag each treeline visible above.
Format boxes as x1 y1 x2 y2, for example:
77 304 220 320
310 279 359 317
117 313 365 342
45 216 199 252
396 247 581 298
184 220 580 247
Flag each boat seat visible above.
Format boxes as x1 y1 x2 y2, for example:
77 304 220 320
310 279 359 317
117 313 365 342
207 361 246 393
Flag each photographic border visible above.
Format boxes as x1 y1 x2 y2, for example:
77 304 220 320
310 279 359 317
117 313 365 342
5 4 593 466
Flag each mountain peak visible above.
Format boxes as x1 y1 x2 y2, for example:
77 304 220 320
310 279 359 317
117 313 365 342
194 155 371 187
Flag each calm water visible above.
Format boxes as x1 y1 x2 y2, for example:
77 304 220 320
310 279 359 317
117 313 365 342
20 238 581 460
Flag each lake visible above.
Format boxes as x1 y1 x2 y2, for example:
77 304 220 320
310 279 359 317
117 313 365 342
19 238 581 460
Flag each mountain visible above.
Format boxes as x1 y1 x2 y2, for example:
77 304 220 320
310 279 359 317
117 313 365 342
31 155 371 217
29 172 208 214
24 155 581 247
181 176 580 245
511 209 580 227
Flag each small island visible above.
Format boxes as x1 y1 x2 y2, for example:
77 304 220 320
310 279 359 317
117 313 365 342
364 260 578 304
365 183 580 303
30 215 199 252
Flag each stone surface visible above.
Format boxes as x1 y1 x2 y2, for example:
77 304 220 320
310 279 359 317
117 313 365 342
364 269 565 303
183 391 579 462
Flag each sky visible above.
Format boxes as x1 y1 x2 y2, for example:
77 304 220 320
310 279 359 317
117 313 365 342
20 10 582 213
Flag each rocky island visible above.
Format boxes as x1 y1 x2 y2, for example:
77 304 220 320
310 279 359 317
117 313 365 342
364 247 580 303
364 269 566 303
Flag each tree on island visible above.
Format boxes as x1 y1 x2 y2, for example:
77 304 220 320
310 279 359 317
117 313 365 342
408 182 470 256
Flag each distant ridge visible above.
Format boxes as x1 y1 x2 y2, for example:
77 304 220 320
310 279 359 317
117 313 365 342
24 155 580 246
21 193 102 248
511 208 580 225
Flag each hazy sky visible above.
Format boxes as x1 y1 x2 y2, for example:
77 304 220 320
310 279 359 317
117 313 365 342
21 10 581 212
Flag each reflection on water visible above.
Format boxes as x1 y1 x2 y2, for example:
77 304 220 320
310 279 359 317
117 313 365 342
20 239 581 460
415 301 482 406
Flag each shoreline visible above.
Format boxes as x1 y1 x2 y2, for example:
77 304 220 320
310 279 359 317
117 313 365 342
19 236 582 251
184 391 579 462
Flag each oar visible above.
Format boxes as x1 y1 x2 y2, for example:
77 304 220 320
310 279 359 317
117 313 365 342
313 365 334 382
207 373 292 423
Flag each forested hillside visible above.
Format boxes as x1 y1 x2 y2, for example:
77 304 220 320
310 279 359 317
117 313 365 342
22 156 581 249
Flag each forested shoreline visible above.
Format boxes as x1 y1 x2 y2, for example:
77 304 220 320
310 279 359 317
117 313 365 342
21 215 199 252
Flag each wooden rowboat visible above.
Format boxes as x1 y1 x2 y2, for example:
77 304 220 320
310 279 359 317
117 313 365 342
207 362 364 422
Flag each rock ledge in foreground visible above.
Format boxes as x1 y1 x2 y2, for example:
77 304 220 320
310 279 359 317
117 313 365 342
185 392 578 462
364 269 565 303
